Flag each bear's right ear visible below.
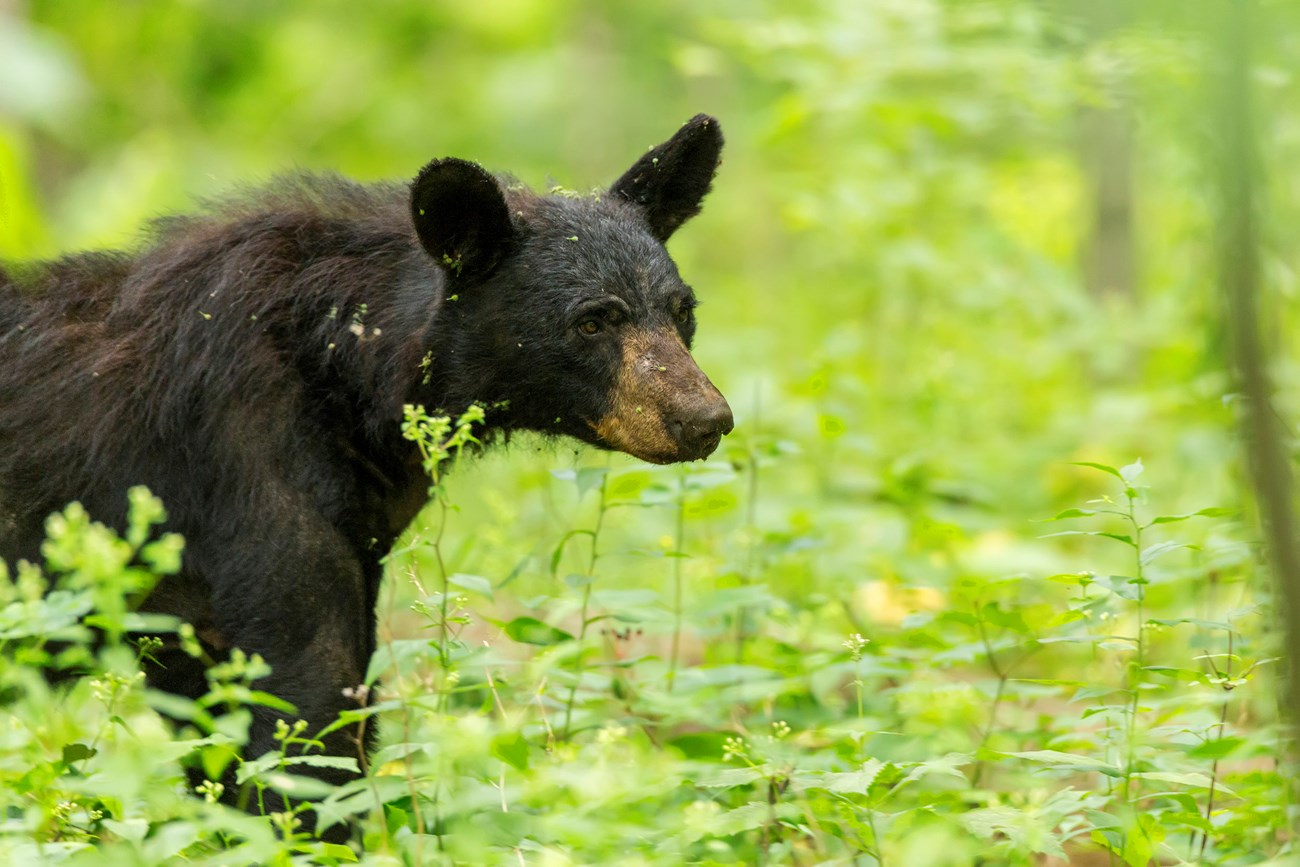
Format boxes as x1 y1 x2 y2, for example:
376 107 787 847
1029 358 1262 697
410 158 514 282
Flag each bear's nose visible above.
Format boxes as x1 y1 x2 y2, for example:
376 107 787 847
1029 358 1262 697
668 397 734 459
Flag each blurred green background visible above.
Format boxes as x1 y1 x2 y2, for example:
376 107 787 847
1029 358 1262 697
2 1 1299 860
4 0 1298 520
3 0 1298 698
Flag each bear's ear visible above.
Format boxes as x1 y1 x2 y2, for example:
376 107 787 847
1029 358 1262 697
609 114 723 243
410 158 514 282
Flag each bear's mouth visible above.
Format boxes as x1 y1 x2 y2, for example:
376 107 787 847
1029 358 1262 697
587 414 709 464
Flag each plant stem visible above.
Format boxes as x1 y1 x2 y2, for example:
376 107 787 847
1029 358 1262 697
736 385 761 665
1121 494 1145 807
668 467 687 692
562 469 608 739
972 603 1019 788
1199 629 1233 859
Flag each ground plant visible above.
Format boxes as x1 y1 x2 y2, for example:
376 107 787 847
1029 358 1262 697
2 1 1299 865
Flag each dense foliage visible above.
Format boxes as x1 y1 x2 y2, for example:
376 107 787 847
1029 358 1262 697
2 1 1298 863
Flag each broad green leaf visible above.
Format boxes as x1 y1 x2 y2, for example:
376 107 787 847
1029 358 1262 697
981 602 1029 634
316 842 359 863
961 805 1067 860
694 767 766 788
805 758 885 794
491 732 530 771
60 742 97 766
1119 459 1144 485
260 771 337 799
1186 736 1244 760
503 616 573 646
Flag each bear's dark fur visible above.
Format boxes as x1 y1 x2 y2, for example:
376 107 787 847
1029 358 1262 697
0 115 731 837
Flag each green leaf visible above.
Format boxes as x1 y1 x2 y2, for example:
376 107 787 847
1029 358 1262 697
1105 575 1143 600
491 732 530 771
694 767 766 788
667 731 731 759
1118 459 1144 485
1142 666 1200 683
1149 617 1233 631
316 842 359 863
503 616 573 646
1004 750 1120 776
260 771 337 799
1134 771 1236 796
1039 530 1135 547
448 572 493 599
1186 736 1244 761
1140 540 1188 566
244 690 299 714
1121 812 1164 867
806 759 885 794
550 529 595 575
101 817 148 844
60 742 97 766
1069 461 1124 480
1048 508 1098 520
981 602 1029 634
284 755 360 773
575 467 609 499
1044 572 1095 585
1148 507 1234 525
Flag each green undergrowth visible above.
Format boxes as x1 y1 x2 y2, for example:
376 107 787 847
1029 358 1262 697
0 416 1290 865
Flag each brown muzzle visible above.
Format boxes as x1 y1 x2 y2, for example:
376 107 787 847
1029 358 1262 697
590 328 733 464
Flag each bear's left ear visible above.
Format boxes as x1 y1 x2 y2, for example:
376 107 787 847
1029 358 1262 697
609 114 724 243
410 158 514 283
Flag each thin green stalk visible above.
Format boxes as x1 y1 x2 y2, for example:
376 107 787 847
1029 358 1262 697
1121 493 1145 806
1198 629 1233 859
562 470 609 739
1118 487 1158 864
736 385 762 665
972 606 1009 788
400 404 483 855
668 467 687 692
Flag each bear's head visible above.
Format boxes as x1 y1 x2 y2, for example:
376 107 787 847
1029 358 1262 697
409 115 733 464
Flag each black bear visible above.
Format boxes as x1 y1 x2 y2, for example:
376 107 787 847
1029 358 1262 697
0 114 731 835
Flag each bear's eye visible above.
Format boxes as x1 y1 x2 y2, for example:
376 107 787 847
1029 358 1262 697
578 319 602 336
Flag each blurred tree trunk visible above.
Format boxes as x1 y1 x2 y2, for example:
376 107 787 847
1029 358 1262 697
1076 0 1135 300
1216 1 1300 751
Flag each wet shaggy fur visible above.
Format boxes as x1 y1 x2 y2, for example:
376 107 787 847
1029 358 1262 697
0 115 728 838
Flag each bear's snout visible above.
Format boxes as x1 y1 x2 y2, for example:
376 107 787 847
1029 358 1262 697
664 387 733 460
590 327 732 464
